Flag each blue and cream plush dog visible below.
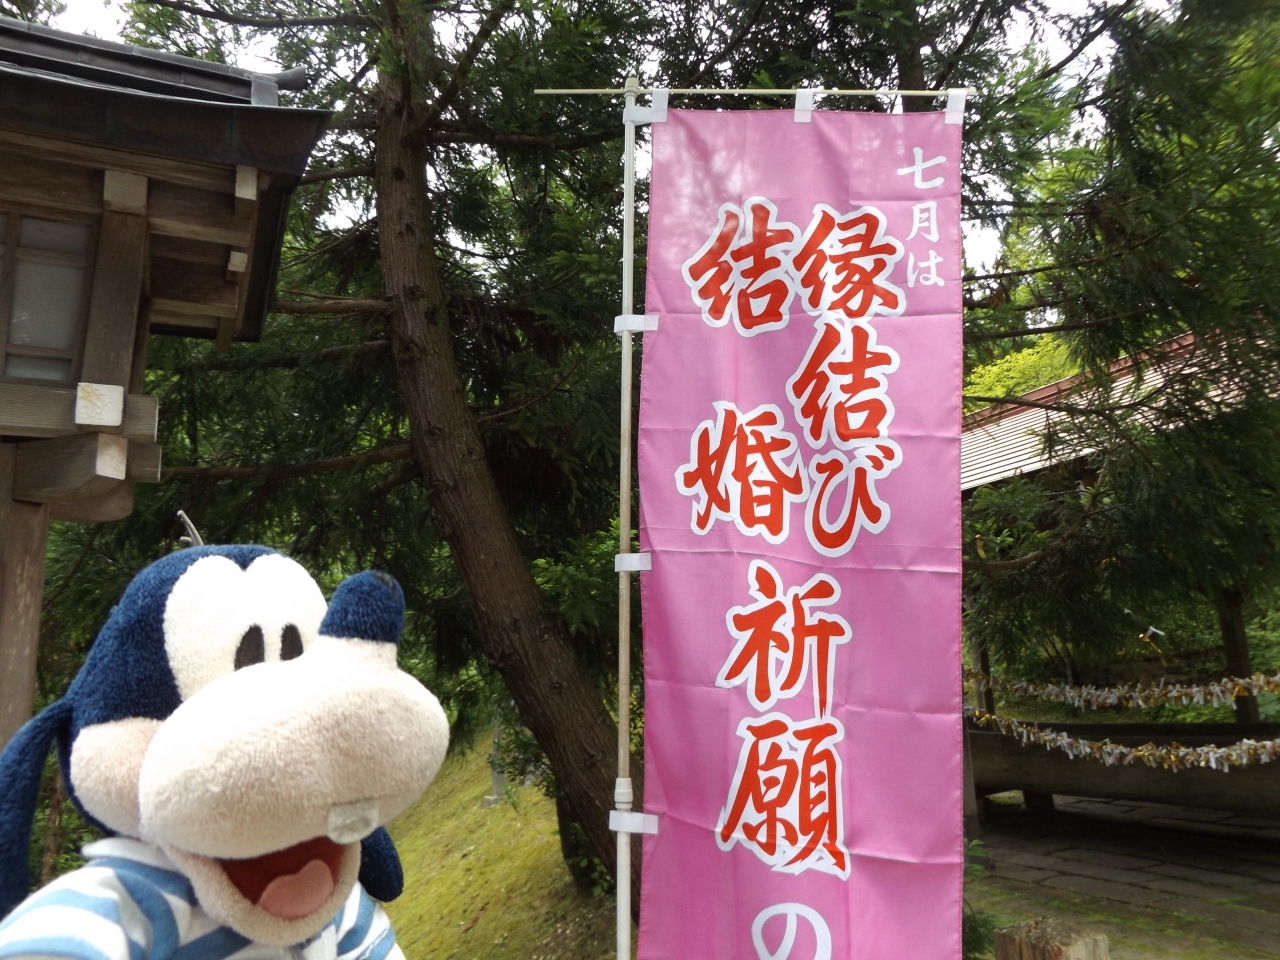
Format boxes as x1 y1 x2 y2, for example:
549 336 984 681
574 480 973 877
0 545 450 959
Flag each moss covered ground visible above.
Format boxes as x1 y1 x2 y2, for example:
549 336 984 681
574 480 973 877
385 748 626 960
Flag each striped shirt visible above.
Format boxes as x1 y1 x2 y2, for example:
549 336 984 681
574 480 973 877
0 839 402 960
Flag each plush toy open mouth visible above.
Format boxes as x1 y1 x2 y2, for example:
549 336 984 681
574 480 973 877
218 836 345 920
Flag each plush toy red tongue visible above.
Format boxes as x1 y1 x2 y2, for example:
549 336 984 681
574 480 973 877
219 837 344 920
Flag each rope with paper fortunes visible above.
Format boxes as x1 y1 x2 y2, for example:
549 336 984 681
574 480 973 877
967 709 1279 772
965 669 1280 711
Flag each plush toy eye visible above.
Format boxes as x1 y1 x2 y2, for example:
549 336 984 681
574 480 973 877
281 624 303 661
164 554 328 700
234 626 265 669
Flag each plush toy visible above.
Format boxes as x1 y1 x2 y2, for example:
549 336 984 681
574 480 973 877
0 545 450 960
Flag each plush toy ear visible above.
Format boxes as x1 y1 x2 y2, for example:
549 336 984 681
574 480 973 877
358 826 404 902
0 699 72 919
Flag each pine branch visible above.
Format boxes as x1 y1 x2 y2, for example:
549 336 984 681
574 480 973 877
137 0 377 29
965 316 1121 342
933 0 996 88
965 469 1108 573
1033 0 1137 84
329 116 379 132
964 393 1127 417
299 166 374 185
273 298 391 314
679 0 768 86
412 0 515 137
168 341 389 372
165 442 413 481
475 356 584 424
420 126 622 150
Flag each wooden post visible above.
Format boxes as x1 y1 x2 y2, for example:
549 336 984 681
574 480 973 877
963 720 983 837
0 443 52 751
1215 588 1260 723
82 172 149 393
995 918 1109 960
975 634 997 714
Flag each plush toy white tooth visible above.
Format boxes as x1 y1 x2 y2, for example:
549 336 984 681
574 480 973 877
327 799 380 844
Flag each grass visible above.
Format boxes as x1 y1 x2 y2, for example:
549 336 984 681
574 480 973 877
384 747 625 960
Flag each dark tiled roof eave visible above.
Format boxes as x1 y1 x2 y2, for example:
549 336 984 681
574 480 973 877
0 60 329 176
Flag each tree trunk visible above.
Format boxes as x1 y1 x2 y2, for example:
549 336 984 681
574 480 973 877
895 1 930 112
1214 588 1259 723
974 635 996 714
40 766 64 885
374 79 642 914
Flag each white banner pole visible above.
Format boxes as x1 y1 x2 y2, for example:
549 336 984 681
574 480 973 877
615 72 639 960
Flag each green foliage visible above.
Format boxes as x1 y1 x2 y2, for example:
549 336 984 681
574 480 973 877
964 336 1077 407
384 749 618 959
963 2 1280 687
963 841 997 960
0 0 63 23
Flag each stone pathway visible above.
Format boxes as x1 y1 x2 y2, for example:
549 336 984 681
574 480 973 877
968 794 1280 958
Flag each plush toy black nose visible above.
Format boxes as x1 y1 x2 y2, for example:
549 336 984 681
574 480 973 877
319 571 405 644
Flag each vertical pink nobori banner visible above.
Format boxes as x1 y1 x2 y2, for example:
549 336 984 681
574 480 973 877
636 109 963 959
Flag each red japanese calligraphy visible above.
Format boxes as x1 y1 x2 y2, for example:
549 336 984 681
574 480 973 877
792 204 904 321
806 443 900 557
787 317 899 450
717 713 849 878
717 560 850 715
682 198 799 336
677 403 807 543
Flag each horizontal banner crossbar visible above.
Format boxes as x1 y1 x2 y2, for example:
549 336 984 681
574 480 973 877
535 87 977 96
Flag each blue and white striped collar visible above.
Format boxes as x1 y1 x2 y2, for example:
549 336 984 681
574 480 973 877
82 837 181 873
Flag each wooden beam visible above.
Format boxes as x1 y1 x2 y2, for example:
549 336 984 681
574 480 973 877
82 207 148 388
0 385 157 442
0 146 101 214
215 314 236 352
150 234 229 266
0 446 12 563
129 300 152 395
123 395 158 444
0 129 236 194
970 724 1280 818
127 442 162 483
0 383 75 437
0 481 49 751
102 170 148 216
150 258 240 319
235 165 258 218
147 309 220 334
13 433 129 503
50 480 134 524
148 180 251 248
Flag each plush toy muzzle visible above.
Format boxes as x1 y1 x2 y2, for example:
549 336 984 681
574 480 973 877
0 546 450 949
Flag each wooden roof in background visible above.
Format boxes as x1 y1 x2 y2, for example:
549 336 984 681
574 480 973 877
0 16 330 343
961 334 1198 491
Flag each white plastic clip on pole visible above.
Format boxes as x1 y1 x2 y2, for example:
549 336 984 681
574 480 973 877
610 810 661 835
614 314 659 333
794 87 817 122
614 552 652 572
622 86 669 126
945 87 967 125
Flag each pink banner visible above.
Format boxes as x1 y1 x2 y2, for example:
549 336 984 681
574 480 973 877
636 109 963 959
